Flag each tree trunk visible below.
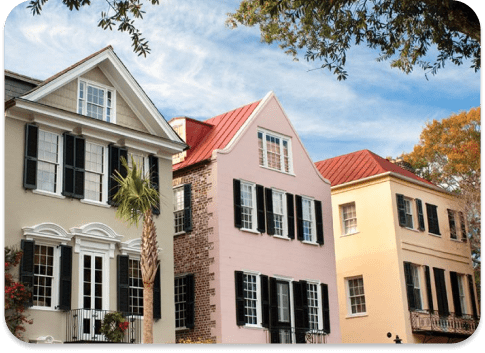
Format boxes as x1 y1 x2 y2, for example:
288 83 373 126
143 281 154 343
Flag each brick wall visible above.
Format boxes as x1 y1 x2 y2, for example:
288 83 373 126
173 161 216 342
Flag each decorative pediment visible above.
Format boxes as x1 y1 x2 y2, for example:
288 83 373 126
22 222 73 244
70 222 124 258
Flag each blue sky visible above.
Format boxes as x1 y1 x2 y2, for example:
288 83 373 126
2 0 481 162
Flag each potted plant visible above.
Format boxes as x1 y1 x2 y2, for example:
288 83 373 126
100 312 129 343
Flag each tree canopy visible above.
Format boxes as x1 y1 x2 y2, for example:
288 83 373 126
227 0 480 80
27 0 160 57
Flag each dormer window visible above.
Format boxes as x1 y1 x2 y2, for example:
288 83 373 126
78 79 115 122
258 129 292 174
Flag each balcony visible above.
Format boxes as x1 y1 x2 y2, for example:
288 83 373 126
266 327 327 344
65 309 142 343
410 310 479 339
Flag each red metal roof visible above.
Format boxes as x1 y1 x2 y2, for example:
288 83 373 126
172 100 261 171
315 149 435 187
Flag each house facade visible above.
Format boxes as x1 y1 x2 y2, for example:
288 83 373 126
4 47 186 343
315 150 479 343
170 92 341 344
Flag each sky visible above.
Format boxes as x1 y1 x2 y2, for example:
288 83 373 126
1 0 482 163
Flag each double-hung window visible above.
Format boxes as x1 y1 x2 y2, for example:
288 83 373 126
346 276 366 316
37 130 61 193
78 80 115 122
174 276 187 328
404 198 414 229
457 274 467 315
244 273 259 325
448 209 458 239
411 264 423 310
128 258 143 316
258 129 292 174
173 186 185 234
272 190 287 237
302 197 315 242
307 283 320 330
33 244 56 308
241 181 257 231
84 142 105 202
341 202 357 235
128 153 146 176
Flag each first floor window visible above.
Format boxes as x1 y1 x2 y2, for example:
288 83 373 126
347 276 366 315
173 186 185 234
302 198 315 242
129 259 143 315
84 142 105 202
307 283 319 330
244 274 258 325
241 182 256 230
458 274 467 315
411 265 423 310
174 276 187 328
33 244 55 307
37 130 60 193
277 282 290 323
341 203 357 235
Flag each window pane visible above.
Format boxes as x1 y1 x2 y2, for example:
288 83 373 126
273 191 285 236
33 245 54 307
241 183 254 229
174 276 187 328
266 135 281 170
244 274 258 325
173 187 185 233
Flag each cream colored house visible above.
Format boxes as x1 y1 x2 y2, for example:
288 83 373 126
4 47 186 343
315 149 479 344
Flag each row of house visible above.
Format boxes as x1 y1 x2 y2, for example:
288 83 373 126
4 47 479 344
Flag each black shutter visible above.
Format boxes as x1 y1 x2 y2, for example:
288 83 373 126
416 199 425 231
58 245 72 311
269 277 278 329
108 145 128 205
403 262 416 311
321 283 331 334
20 239 35 307
153 265 161 320
424 266 434 312
433 268 449 316
117 255 130 314
261 275 269 328
426 204 441 235
149 155 160 216
62 133 85 199
234 271 245 325
315 200 324 245
23 124 38 190
265 188 275 235
185 274 195 328
256 185 266 233
295 195 303 241
233 179 242 229
448 209 457 239
467 274 478 319
286 193 295 239
293 281 306 343
459 212 467 242
183 183 192 231
396 194 406 227
449 271 462 317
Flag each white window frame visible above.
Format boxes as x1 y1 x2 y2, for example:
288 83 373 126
411 264 423 311
173 185 185 235
258 128 293 174
82 141 108 205
128 257 144 317
272 189 288 238
242 270 262 328
341 202 358 235
457 274 468 315
240 181 258 232
404 197 415 229
346 276 367 317
306 281 323 331
302 196 316 243
31 243 60 311
77 78 116 123
35 129 63 196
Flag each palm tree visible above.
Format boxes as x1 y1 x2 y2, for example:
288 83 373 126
112 156 159 344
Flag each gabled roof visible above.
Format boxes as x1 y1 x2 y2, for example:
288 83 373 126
171 99 261 171
315 149 434 187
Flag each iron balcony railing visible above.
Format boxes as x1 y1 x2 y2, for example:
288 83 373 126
410 310 479 337
65 309 142 343
266 327 327 344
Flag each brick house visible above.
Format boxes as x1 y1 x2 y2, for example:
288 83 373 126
4 47 186 343
170 92 341 343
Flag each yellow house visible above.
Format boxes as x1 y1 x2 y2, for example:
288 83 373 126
315 149 479 344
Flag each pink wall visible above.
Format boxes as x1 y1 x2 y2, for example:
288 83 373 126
211 94 341 343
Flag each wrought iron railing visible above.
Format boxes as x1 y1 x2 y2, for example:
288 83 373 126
65 309 142 343
266 327 327 344
410 310 479 337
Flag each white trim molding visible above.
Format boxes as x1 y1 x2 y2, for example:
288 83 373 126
70 222 124 258
22 222 74 244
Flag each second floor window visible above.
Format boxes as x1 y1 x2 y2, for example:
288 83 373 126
258 130 292 174
272 190 286 236
404 198 414 229
173 187 185 234
37 130 60 193
78 80 114 122
347 276 366 315
241 181 256 230
302 197 315 242
426 203 440 235
84 142 105 202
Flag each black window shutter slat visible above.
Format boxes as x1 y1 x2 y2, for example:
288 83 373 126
73 136 85 199
269 277 278 329
416 199 426 231
433 267 449 316
234 271 245 325
265 188 275 235
58 245 72 311
403 262 416 311
185 274 195 328
295 195 303 241
149 155 160 216
424 266 434 312
153 265 161 320
256 185 266 233
426 204 441 235
396 194 406 227
293 281 305 343
449 271 462 317
20 239 35 307
260 275 269 328
23 124 38 190
321 283 331 334
108 144 119 204
315 200 324 245
117 255 130 314
467 274 478 319
286 193 295 239
62 133 85 199
459 212 467 242
183 183 192 231
233 179 242 229
448 209 457 239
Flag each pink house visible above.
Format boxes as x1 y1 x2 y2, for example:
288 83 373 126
170 92 341 344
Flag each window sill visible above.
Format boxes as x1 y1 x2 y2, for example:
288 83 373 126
429 233 442 238
242 324 265 330
450 238 466 243
175 327 190 332
259 165 296 177
341 231 359 237
80 199 111 208
240 228 262 235
30 306 58 312
273 235 291 241
174 231 186 237
404 227 419 232
301 240 319 246
346 313 368 319
32 189 66 199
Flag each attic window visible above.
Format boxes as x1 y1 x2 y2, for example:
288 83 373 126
258 129 292 174
78 79 115 122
